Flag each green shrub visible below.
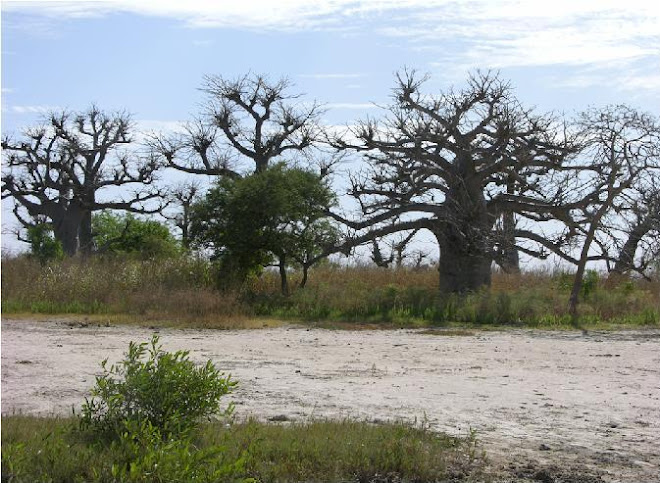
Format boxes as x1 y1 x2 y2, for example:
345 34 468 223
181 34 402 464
93 211 181 259
80 335 236 439
581 269 600 298
26 223 64 265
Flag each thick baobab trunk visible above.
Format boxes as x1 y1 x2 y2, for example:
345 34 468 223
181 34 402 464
437 244 491 293
78 189 95 256
500 179 520 273
436 175 493 293
52 214 81 257
499 248 520 274
436 225 492 293
78 210 94 256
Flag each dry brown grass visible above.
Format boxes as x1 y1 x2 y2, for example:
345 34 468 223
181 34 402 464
251 263 439 292
2 255 659 328
1 255 251 325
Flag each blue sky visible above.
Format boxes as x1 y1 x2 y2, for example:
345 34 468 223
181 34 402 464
2 0 659 256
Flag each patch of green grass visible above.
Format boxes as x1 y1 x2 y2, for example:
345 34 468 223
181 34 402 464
2 299 110 314
1 416 485 482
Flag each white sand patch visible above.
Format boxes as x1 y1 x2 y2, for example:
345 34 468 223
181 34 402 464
2 319 659 481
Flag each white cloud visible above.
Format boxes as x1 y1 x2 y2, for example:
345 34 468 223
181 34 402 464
2 88 16 94
5 105 57 114
4 0 659 92
391 2 658 67
3 0 362 30
539 56 660 98
620 73 660 93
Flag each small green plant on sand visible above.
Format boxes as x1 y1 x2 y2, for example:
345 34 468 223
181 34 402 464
80 335 236 439
3 338 247 483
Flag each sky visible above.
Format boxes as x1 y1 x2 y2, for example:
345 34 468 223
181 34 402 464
2 0 659 258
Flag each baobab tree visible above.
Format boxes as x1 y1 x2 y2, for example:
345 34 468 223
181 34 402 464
2 106 163 256
150 73 339 288
150 73 323 178
331 71 578 293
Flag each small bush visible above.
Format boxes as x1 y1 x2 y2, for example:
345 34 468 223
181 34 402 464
93 211 182 260
3 341 246 483
581 269 600 298
80 335 236 439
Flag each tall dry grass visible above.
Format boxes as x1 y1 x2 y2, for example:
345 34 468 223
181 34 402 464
243 264 659 327
1 255 248 325
2 254 658 327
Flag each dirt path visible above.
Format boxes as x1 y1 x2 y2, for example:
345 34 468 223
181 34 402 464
2 319 659 481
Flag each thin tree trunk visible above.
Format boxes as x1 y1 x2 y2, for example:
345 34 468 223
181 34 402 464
568 263 587 321
569 210 612 321
278 255 289 296
299 264 309 289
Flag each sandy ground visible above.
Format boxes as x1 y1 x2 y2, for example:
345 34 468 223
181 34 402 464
1 318 659 482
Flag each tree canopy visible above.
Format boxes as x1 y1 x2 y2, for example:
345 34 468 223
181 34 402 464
332 71 577 293
150 73 323 177
190 163 338 294
92 211 181 259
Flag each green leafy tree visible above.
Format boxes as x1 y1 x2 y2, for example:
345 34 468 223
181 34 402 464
26 223 64 265
191 164 338 294
92 211 181 259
